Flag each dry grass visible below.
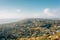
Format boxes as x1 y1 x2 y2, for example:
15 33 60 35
17 32 60 40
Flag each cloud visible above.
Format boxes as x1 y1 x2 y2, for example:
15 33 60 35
0 9 42 19
0 8 59 19
0 9 21 19
43 8 57 17
16 9 21 13
0 8 45 19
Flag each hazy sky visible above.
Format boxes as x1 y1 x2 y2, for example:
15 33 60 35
0 0 60 19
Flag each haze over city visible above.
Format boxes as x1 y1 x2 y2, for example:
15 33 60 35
0 0 60 23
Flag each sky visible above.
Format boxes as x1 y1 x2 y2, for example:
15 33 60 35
0 0 60 19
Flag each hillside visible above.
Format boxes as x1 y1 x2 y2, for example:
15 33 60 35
0 18 60 40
